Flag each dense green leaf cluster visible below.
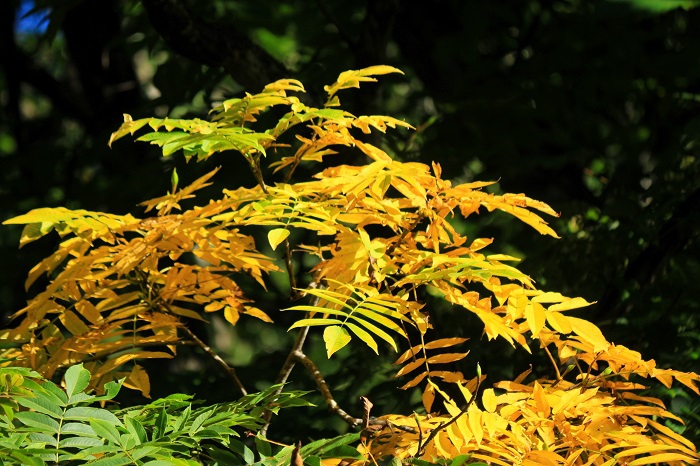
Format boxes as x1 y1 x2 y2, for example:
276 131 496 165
0 363 316 465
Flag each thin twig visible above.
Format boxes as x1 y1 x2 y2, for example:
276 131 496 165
180 325 247 396
416 372 482 457
259 323 311 436
283 238 298 296
132 268 247 396
291 350 417 433
543 345 561 381
292 349 361 427
246 153 268 194
413 412 423 453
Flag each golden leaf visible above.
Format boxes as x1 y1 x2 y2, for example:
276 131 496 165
568 317 609 352
482 388 497 413
267 228 290 251
323 326 352 358
422 382 436 413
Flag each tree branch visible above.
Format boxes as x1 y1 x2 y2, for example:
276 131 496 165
417 369 482 457
180 325 247 396
292 349 361 427
260 286 324 436
140 0 288 90
259 324 309 436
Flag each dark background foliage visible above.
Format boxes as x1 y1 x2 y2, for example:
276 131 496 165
2 0 699 443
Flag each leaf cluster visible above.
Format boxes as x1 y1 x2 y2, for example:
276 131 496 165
2 67 699 465
0 363 312 465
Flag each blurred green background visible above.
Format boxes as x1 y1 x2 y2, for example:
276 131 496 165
2 0 699 443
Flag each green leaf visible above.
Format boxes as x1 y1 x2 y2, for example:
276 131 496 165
255 433 272 458
202 444 244 465
16 394 63 418
64 407 121 425
59 436 103 448
99 379 124 401
153 407 168 440
319 445 363 459
61 422 98 437
300 433 361 456
28 432 57 446
229 438 255 465
15 411 60 434
37 380 68 406
124 416 148 445
88 419 122 445
267 228 290 250
64 364 91 401
170 404 191 434
189 409 213 434
449 455 475 466
323 326 352 357
131 446 161 461
85 456 132 466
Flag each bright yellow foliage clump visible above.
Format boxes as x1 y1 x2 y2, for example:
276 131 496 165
2 67 699 465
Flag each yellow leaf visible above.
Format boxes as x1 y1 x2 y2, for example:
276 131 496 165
629 453 699 465
524 450 566 465
469 237 493 251
267 228 290 251
525 302 546 338
60 310 90 336
568 317 609 352
324 65 403 99
615 445 691 459
399 372 428 390
545 310 572 334
486 254 521 262
532 292 568 303
224 306 240 325
548 296 594 312
423 337 469 350
532 381 550 417
243 306 273 323
647 420 698 451
323 326 351 358
170 305 206 321
126 364 151 398
426 352 469 365
422 382 436 413
467 405 483 445
394 343 423 365
482 388 497 413
75 301 103 325
345 322 378 354
370 172 392 200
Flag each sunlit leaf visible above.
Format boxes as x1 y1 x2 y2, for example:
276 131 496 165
268 228 290 251
323 326 352 358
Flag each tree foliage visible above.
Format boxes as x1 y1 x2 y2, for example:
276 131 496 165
2 68 699 464
0 363 313 465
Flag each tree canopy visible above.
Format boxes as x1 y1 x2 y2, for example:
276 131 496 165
2 0 699 449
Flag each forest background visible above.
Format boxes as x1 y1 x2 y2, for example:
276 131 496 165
1 0 699 445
